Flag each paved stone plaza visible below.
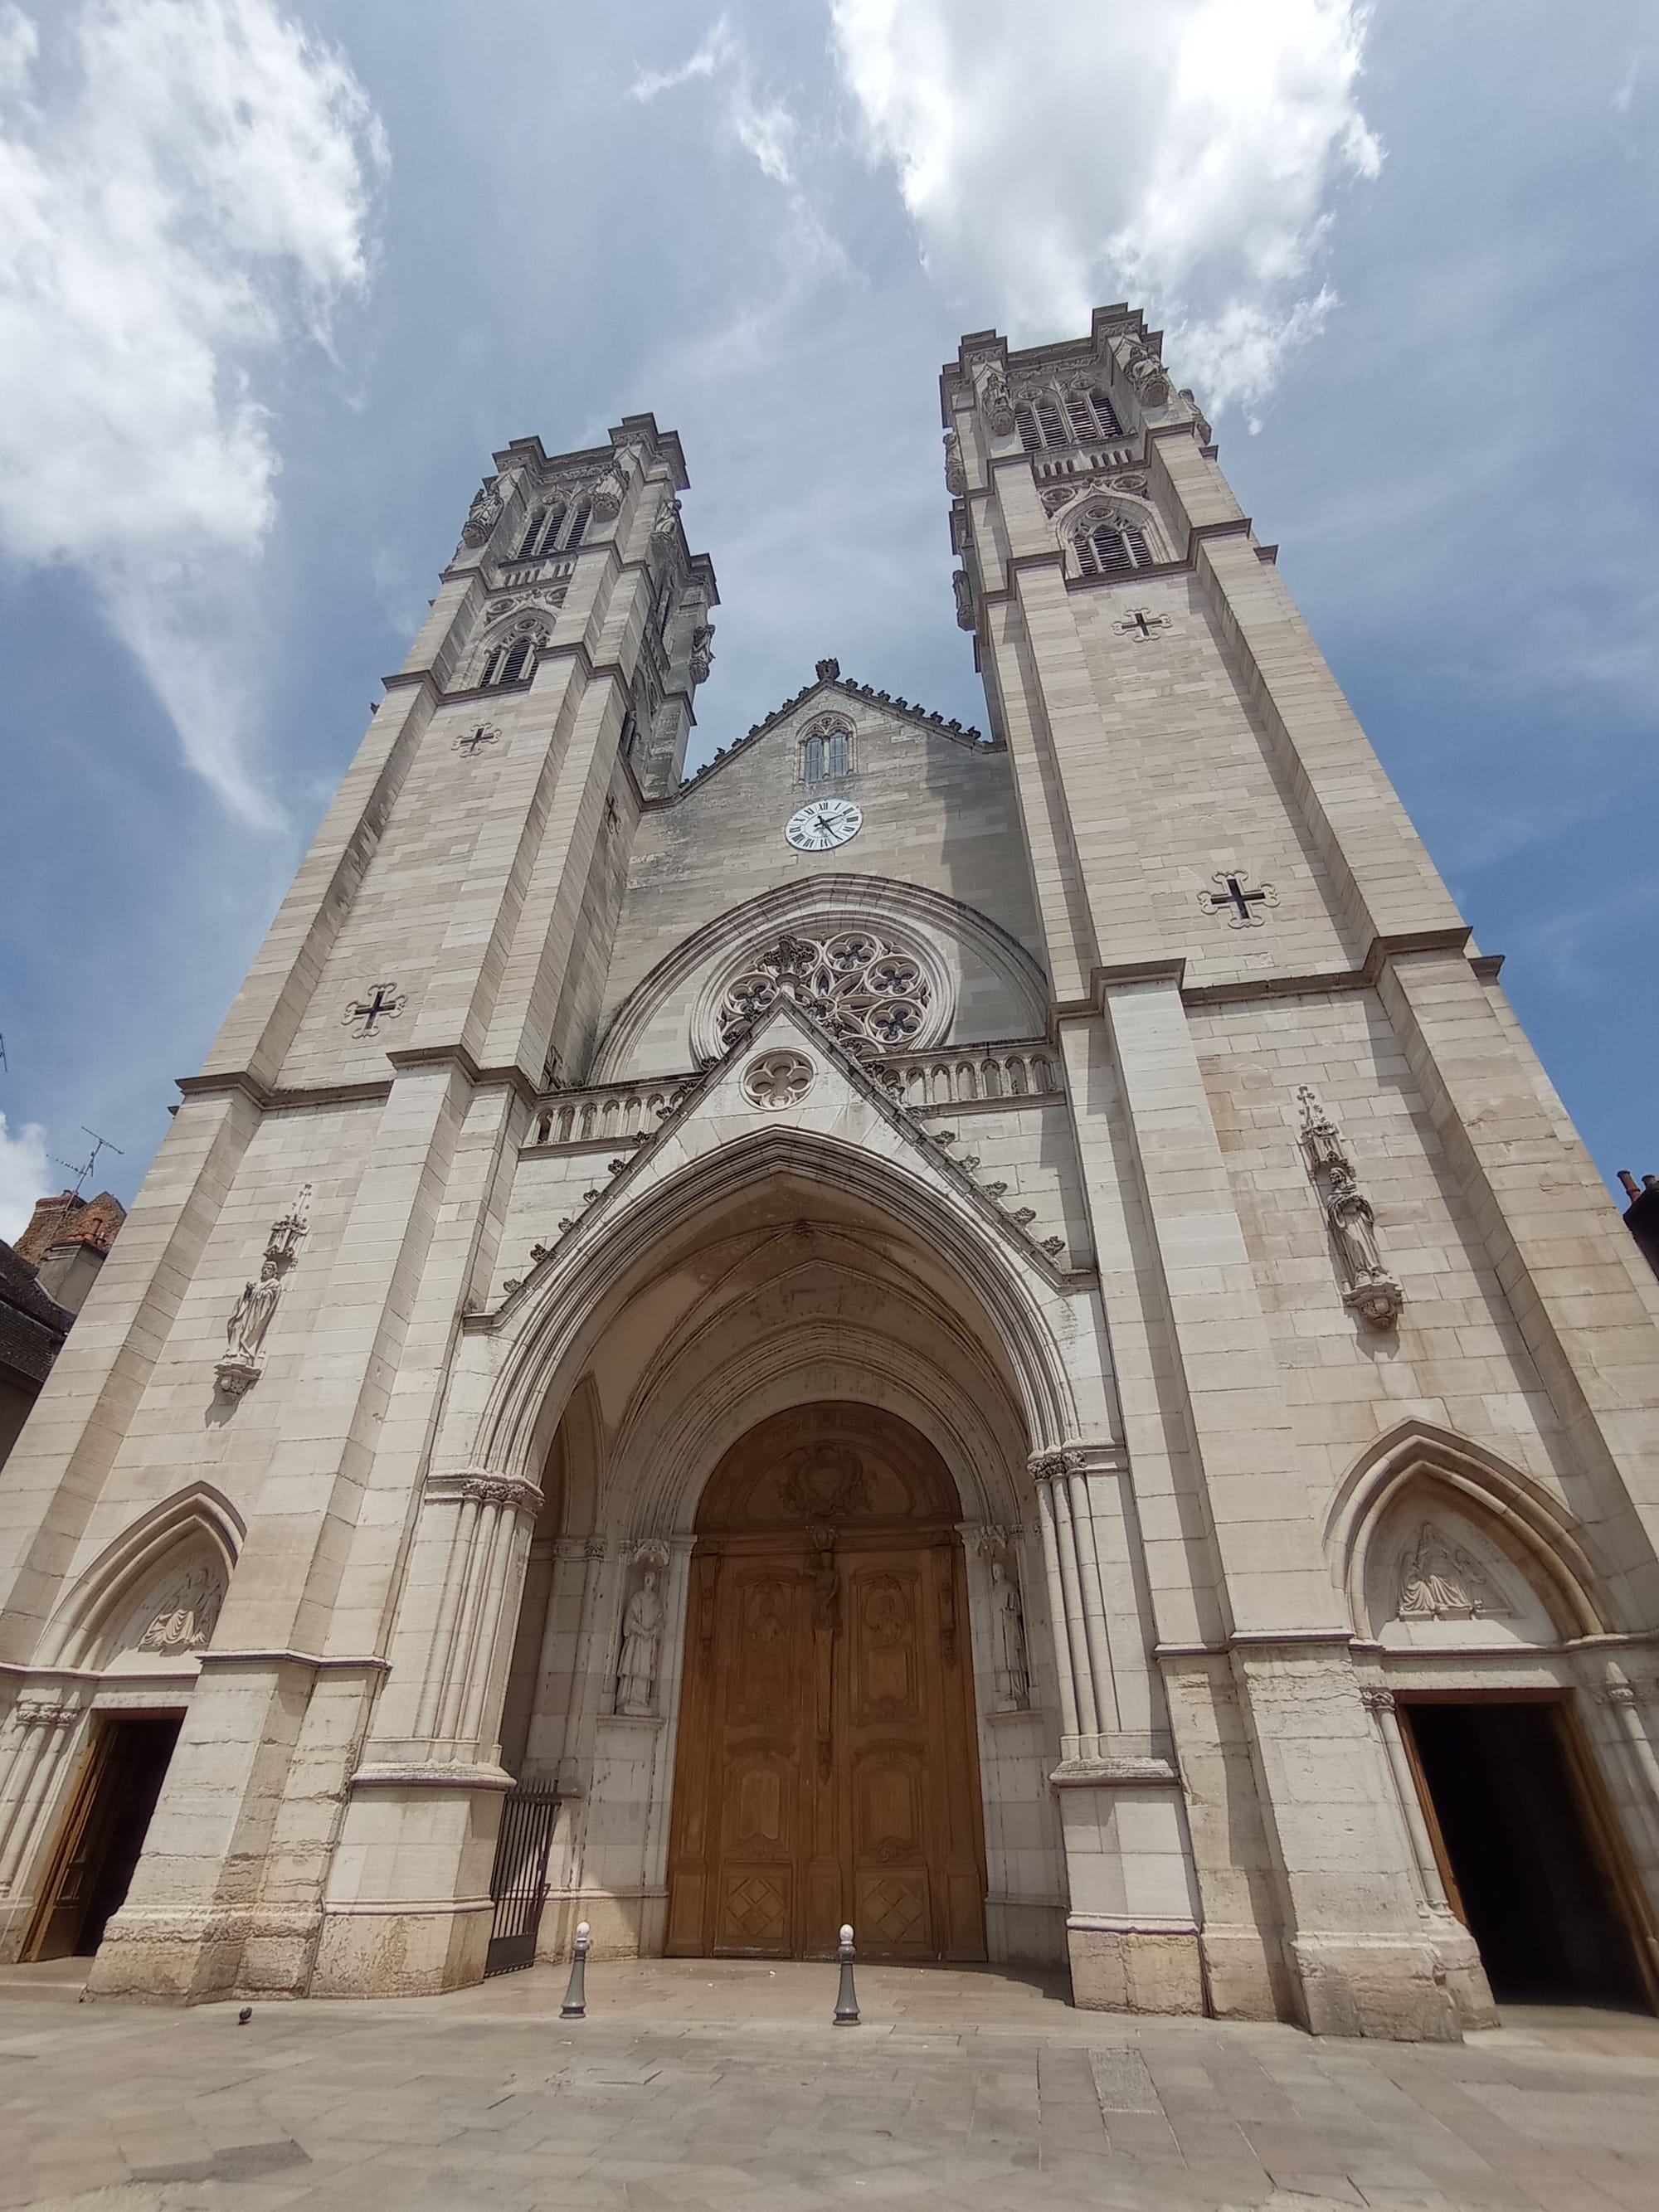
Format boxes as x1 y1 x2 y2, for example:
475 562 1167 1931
2 1962 1658 2212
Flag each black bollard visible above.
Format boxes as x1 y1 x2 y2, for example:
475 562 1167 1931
561 1919 590 2019
833 1923 859 2025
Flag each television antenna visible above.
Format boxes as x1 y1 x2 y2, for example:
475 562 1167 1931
48 1125 125 1198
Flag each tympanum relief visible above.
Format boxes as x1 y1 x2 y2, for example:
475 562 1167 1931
1366 1505 1552 1650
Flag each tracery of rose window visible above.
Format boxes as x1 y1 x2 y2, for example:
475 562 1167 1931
718 931 934 1059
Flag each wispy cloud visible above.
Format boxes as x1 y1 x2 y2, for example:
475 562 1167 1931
829 0 1381 421
0 0 387 826
627 13 800 188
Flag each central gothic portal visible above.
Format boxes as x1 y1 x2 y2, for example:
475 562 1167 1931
665 1404 988 1962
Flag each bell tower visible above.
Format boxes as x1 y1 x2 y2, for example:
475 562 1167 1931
942 308 1659 2034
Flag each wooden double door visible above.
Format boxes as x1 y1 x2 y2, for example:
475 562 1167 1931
665 1405 986 1962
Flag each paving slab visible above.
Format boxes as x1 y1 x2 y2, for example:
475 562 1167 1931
1 1961 1657 2210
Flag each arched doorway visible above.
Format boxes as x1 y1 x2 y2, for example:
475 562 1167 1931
665 1403 987 1962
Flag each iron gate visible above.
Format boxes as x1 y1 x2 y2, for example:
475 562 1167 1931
484 1779 561 1976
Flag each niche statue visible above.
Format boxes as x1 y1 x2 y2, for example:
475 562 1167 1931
990 1558 1029 1710
616 1569 665 1717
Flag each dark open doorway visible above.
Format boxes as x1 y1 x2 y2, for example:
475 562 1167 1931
27 1714 182 1961
1401 1699 1653 2011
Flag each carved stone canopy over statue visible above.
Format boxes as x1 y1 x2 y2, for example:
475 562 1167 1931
461 478 504 547
591 463 629 522
976 359 1015 437
216 1184 311 1397
1121 336 1172 409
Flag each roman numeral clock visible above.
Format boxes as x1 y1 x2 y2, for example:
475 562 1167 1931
785 798 863 852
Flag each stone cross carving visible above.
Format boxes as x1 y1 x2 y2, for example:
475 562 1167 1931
216 1185 310 1397
616 1540 670 1717
1199 872 1277 927
1295 1087 1404 1329
343 982 407 1038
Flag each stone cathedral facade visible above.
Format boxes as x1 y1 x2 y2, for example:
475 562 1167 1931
2 307 1657 2039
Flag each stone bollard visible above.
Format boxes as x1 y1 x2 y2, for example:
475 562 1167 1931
562 1920 591 2019
834 1923 860 2025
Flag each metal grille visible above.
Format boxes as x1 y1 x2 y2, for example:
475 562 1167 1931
484 1779 560 1977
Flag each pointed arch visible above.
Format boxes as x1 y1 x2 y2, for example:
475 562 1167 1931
36 1483 245 1670
1061 493 1167 579
1326 1421 1613 1641
591 873 1049 1082
467 609 552 690
465 1125 1083 1491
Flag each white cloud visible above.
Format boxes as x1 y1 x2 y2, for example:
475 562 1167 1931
829 0 1380 419
0 1111 50 1243
628 17 735 104
628 13 799 187
0 0 386 824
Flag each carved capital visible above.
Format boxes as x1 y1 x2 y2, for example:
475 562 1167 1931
426 1470 544 1519
9 1699 80 1731
1359 1684 1396 1715
1593 1682 1639 1709
1027 1447 1086 1484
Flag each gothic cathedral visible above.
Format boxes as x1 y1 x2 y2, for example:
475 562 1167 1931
3 309 1657 2039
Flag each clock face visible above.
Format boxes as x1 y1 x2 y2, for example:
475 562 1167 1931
785 798 864 853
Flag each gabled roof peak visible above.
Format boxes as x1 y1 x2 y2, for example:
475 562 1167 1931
678 666 993 795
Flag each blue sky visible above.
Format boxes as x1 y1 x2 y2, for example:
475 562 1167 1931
1 0 1656 1234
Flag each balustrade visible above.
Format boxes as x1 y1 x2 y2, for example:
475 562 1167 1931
878 1044 1058 1110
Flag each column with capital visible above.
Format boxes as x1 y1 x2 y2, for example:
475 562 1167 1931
1027 1444 1204 2015
1358 1683 1496 2030
310 1468 544 1996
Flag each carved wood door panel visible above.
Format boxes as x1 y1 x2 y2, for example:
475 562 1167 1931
666 1532 986 1962
666 1404 987 1962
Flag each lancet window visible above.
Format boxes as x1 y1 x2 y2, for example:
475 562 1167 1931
1016 384 1123 452
514 502 566 559
1074 513 1155 577
481 634 536 687
801 717 852 782
514 498 594 560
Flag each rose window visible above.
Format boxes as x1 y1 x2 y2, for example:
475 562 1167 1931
718 931 935 1061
